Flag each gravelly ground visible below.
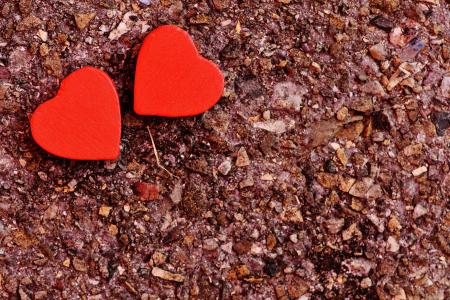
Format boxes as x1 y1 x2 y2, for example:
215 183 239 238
0 0 449 299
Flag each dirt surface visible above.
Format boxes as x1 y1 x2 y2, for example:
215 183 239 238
0 0 449 299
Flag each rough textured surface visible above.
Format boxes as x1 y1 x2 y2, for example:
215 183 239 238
0 1 449 299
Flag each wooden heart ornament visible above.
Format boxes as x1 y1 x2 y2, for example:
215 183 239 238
30 67 121 160
134 25 224 117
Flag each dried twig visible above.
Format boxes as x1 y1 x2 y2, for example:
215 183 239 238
147 126 176 177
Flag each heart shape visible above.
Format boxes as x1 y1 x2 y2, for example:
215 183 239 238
134 25 224 117
30 67 121 160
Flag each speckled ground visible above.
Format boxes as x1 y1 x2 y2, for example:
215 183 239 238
0 0 449 299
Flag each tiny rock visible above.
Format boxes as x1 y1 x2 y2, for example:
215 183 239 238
336 148 348 165
251 243 263 255
220 242 233 254
235 147 250 167
389 27 405 46
339 177 356 193
34 291 47 300
360 277 372 289
109 12 138 40
44 52 63 77
203 238 219 251
289 234 298 243
342 223 359 241
19 0 33 15
399 37 425 62
39 43 49 57
388 216 402 232
233 240 252 255
412 166 427 177
310 62 322 73
266 234 277 251
218 159 232 175
336 121 365 141
368 213 385 233
325 218 345 234
134 182 159 200
37 29 48 42
431 111 450 136
342 258 373 277
403 143 422 156
73 258 88 272
369 43 387 61
386 236 400 253
74 12 96 30
316 172 339 189
239 176 254 189
413 203 428 219
108 224 118 235
349 178 373 198
360 80 386 97
261 173 274 181
152 267 185 282
99 205 112 217
336 107 348 121
366 184 383 199
44 204 58 220
441 77 450 99
254 119 289 135
280 207 303 223
16 15 42 31
151 252 167 265
370 15 393 31
63 258 71 267
18 288 30 300
170 182 183 204
272 82 305 111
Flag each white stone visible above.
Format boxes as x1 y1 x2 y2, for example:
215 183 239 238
413 203 428 219
218 159 232 175
386 236 400 253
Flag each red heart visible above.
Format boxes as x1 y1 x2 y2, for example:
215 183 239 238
134 25 224 117
30 67 121 160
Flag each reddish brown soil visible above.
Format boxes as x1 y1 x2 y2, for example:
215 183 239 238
0 1 449 299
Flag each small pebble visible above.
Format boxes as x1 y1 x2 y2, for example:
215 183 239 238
361 277 372 288
370 15 394 31
336 107 348 121
74 12 96 30
412 166 427 177
235 147 250 167
152 267 184 283
218 159 232 175
413 204 428 219
289 234 298 243
99 205 112 217
369 43 387 61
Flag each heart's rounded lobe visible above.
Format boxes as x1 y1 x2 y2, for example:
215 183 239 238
134 25 224 117
30 67 121 160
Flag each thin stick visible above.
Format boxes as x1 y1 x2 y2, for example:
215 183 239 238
147 126 176 177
